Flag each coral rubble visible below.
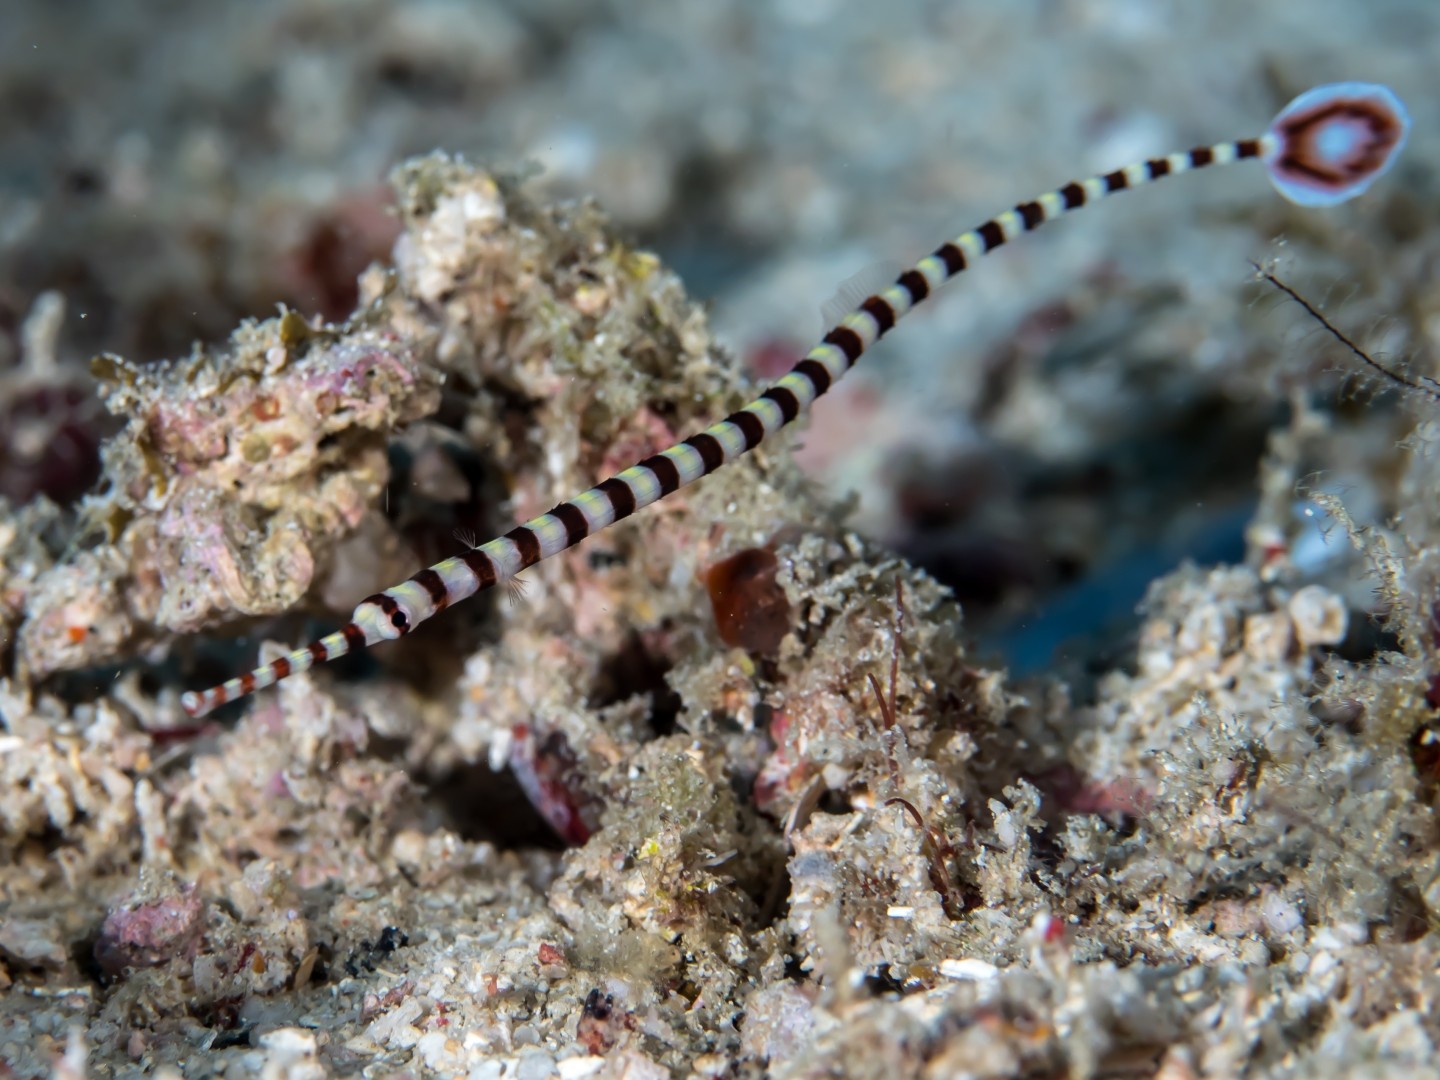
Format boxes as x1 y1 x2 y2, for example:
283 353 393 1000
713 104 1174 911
3 4 1440 1074
1 143 1438 1079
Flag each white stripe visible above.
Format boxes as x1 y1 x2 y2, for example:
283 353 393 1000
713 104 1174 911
573 489 616 531
436 555 481 601
807 342 848 381
481 537 523 579
709 421 748 461
745 397 787 435
390 580 438 621
529 514 571 559
662 444 706 485
285 645 318 674
880 284 913 319
993 209 1022 239
916 254 949 290
840 309 879 348
777 371 818 411
619 465 662 510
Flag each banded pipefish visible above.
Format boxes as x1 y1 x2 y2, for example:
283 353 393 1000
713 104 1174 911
181 82 1410 719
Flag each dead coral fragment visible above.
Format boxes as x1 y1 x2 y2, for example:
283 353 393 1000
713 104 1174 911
17 546 133 680
509 722 601 846
16 313 440 679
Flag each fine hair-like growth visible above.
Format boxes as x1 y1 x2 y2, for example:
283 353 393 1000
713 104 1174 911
182 82 1411 719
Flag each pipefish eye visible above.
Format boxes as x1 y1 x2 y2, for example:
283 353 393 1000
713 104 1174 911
1262 81 1410 207
391 610 409 631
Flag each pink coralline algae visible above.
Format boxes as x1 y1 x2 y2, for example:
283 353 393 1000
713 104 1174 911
14 322 440 680
509 723 602 846
93 883 205 980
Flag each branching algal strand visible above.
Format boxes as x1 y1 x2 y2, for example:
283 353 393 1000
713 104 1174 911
1255 261 1440 403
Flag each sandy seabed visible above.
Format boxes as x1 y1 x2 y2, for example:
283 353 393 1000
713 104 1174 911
2 2 1439 1076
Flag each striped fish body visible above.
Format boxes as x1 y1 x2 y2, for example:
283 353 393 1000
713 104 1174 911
181 82 1410 719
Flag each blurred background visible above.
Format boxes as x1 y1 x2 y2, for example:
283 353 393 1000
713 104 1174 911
2 0 1434 675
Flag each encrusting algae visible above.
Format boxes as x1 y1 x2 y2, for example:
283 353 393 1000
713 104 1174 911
2 106 1440 1079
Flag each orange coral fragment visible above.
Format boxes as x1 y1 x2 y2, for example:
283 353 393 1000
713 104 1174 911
704 547 791 656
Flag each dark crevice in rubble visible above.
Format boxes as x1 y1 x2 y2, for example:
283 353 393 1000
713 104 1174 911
424 757 569 852
592 630 683 738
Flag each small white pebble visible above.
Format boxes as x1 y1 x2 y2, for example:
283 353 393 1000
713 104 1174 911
1288 585 1348 648
390 828 428 870
1242 612 1293 663
993 812 1019 851
939 957 999 981
489 726 515 773
1153 1045 1199 1080
416 1031 462 1070
1237 938 1269 966
1260 892 1303 935
1312 922 1366 950
517 1051 557 1080
1309 951 1338 979
459 187 504 225
1138 644 1176 679
1177 604 1230 658
886 905 915 919
557 1058 606 1080
258 1027 318 1053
